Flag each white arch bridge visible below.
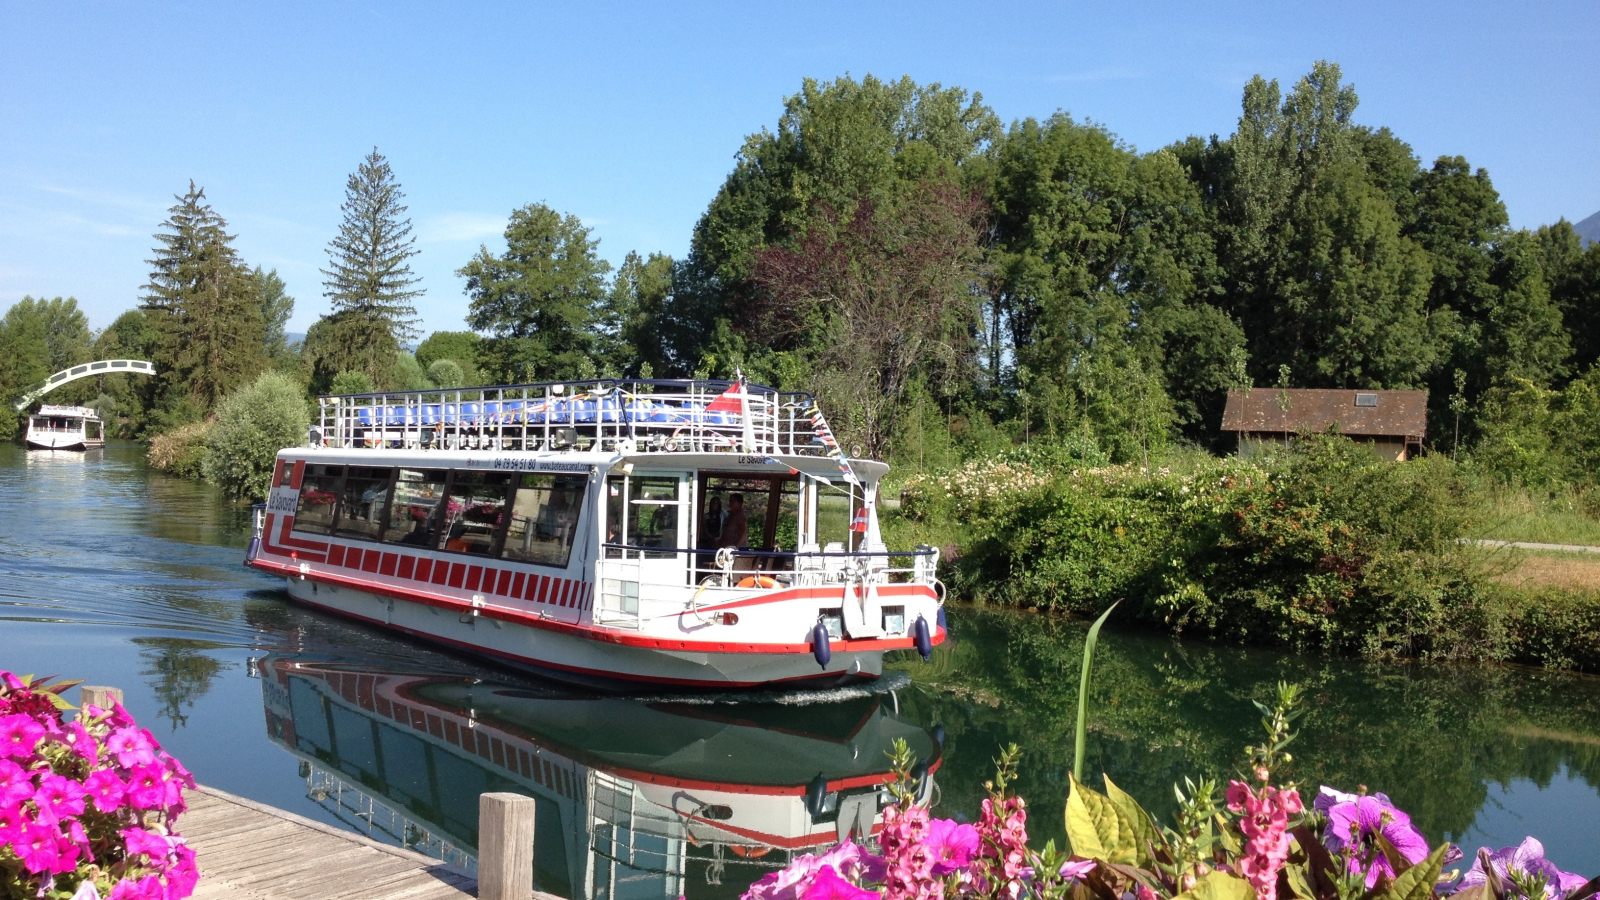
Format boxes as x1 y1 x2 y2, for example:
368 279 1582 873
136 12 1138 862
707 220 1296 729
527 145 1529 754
12 359 156 411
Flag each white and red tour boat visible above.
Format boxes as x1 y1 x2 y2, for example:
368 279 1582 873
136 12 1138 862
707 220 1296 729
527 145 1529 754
25 404 106 450
246 378 946 690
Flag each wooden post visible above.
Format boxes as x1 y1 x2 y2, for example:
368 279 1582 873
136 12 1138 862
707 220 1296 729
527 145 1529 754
478 792 536 900
80 685 123 712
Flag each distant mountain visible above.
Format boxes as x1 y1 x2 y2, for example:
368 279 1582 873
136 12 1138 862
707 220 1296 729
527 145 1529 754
1576 210 1600 248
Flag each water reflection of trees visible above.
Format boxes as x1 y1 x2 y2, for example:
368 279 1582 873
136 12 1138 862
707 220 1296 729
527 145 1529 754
889 610 1600 847
133 637 234 730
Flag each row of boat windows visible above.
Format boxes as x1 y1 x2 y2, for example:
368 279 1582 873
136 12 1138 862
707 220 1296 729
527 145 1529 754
292 464 586 568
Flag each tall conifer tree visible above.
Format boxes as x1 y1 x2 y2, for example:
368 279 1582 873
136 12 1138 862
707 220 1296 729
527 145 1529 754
319 149 423 384
142 182 264 409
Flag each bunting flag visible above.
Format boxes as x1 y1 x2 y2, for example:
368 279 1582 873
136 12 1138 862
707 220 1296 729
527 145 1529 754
807 403 860 486
850 507 869 533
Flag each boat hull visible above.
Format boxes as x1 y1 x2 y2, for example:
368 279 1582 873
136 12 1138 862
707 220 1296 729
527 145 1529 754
277 575 885 691
24 437 101 451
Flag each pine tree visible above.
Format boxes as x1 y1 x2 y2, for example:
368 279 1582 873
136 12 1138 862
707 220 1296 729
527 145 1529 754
141 182 264 409
319 149 422 384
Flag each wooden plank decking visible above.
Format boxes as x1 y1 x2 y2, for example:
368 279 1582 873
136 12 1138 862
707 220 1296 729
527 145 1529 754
184 785 479 900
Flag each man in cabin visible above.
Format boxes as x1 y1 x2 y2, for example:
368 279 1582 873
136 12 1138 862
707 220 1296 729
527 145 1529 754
719 493 748 550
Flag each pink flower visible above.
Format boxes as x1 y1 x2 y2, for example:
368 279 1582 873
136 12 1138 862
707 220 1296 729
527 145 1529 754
0 801 29 844
927 819 980 875
84 769 127 813
32 772 88 824
64 720 100 763
818 841 887 885
161 753 196 791
16 820 68 874
1 671 25 691
0 713 46 759
107 727 157 768
0 757 34 806
122 826 174 859
110 875 165 900
166 843 199 899
803 865 882 900
125 764 168 810
1059 859 1097 882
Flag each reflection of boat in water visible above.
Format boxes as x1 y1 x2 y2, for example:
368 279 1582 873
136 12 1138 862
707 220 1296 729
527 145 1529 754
258 655 940 899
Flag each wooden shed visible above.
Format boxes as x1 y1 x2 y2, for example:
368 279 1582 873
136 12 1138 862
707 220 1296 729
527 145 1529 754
1220 389 1428 460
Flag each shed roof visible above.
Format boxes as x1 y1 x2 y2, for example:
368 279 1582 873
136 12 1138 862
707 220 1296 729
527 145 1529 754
1220 389 1428 439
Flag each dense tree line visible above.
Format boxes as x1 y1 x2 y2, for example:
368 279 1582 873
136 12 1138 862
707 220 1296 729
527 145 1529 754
6 62 1599 471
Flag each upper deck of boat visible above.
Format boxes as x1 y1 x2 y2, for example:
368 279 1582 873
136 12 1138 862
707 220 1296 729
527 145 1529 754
311 378 872 470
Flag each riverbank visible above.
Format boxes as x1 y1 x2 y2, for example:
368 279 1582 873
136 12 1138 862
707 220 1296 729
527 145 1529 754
886 436 1600 673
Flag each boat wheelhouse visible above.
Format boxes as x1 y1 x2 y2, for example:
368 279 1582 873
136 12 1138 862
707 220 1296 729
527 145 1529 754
24 404 105 450
246 379 946 690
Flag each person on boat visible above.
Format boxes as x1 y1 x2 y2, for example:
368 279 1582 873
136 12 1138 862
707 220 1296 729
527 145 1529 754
720 494 747 550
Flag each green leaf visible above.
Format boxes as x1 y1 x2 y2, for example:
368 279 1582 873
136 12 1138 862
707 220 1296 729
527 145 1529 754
1376 843 1449 900
1172 871 1256 900
1101 774 1162 865
1075 601 1120 783
1065 773 1141 865
1285 863 1316 900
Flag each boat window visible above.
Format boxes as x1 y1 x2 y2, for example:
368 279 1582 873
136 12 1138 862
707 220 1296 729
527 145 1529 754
815 486 856 550
334 466 393 540
384 469 448 546
501 473 587 568
438 471 514 556
626 477 680 559
292 464 344 535
698 474 801 560
604 477 626 559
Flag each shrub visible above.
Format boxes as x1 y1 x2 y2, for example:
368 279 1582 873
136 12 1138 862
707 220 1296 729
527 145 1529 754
201 371 311 500
426 359 466 389
146 422 213 479
1500 585 1600 672
0 671 198 900
954 436 1489 656
329 370 373 395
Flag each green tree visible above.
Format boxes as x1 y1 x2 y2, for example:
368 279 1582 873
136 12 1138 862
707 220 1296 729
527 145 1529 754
202 370 311 499
415 330 482 383
0 296 95 437
141 182 265 409
1535 220 1600 374
597 251 674 377
318 149 422 384
1196 63 1440 391
426 358 466 388
93 308 162 435
460 203 611 383
665 74 999 377
392 351 432 390
251 267 296 364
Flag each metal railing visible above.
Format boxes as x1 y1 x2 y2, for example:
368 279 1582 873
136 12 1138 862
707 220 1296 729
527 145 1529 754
314 379 837 456
603 544 939 589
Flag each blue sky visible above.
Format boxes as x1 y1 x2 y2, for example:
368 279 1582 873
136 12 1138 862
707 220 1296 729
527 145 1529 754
2 1 1596 336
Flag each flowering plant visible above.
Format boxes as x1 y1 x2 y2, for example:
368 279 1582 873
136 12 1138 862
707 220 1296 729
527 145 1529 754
740 684 1598 900
0 671 196 900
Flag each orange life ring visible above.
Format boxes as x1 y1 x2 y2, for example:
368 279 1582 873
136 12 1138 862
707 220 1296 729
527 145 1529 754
736 575 778 589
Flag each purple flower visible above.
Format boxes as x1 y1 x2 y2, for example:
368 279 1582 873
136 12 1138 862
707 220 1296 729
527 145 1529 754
0 758 34 806
927 818 981 875
1323 795 1430 888
125 763 168 810
0 713 45 759
1459 838 1588 900
818 840 888 884
802 865 881 900
64 720 99 763
122 826 173 859
1059 859 1098 882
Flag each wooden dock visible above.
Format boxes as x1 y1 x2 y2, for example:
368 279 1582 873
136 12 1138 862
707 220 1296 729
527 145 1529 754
184 785 479 900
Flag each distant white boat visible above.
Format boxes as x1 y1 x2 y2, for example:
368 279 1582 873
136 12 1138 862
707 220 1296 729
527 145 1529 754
24 404 105 451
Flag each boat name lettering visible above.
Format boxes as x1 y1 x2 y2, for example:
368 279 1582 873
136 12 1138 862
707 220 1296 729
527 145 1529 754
738 456 780 466
266 486 300 514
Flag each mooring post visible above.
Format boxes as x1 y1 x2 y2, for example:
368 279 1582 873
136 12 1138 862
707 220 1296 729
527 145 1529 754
478 792 536 900
80 685 124 712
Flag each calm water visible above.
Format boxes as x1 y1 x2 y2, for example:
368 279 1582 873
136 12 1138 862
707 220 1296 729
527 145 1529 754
1 443 1597 894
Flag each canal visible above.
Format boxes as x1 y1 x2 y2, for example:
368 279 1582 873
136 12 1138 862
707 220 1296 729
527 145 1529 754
2 443 1597 895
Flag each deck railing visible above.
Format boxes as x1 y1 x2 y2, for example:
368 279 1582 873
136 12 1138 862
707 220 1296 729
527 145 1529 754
314 379 836 457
